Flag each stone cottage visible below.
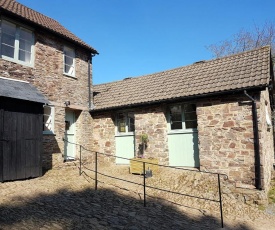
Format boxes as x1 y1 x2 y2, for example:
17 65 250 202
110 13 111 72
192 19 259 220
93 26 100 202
0 0 274 196
91 46 275 191
0 0 98 170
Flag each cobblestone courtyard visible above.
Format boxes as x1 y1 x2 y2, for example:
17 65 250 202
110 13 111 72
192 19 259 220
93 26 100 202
0 163 274 230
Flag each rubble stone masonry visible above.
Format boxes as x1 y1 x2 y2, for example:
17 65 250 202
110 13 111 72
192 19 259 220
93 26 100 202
92 105 169 164
134 105 169 164
92 112 116 162
92 92 274 203
0 28 93 169
197 92 274 191
197 94 255 186
258 89 274 191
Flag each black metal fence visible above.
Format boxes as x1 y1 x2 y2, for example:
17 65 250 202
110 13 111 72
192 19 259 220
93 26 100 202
64 139 228 228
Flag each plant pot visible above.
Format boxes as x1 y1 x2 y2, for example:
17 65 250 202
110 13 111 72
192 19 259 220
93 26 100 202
129 158 159 174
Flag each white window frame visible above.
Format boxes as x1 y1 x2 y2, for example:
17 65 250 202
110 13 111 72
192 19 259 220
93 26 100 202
116 112 135 135
0 19 34 67
168 104 198 133
63 45 75 77
43 105 55 134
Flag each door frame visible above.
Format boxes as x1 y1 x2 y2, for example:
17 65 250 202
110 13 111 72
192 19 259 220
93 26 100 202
64 109 76 161
167 103 200 167
115 111 135 164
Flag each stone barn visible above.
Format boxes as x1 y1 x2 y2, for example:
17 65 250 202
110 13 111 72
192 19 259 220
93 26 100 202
91 46 275 193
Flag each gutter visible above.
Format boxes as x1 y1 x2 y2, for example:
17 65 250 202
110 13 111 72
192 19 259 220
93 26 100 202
244 90 262 190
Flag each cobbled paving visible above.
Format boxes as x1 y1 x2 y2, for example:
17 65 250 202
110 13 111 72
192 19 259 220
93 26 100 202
0 163 274 230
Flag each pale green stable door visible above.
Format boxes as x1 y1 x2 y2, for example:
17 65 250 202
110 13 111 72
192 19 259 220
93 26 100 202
64 110 75 160
168 104 200 167
115 112 135 164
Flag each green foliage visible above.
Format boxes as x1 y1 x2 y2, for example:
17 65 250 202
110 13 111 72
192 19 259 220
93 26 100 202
140 133 149 143
258 205 266 211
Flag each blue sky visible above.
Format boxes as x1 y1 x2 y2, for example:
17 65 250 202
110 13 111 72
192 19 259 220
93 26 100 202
18 0 275 84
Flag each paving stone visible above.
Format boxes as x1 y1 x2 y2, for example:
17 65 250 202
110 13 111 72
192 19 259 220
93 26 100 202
0 165 274 230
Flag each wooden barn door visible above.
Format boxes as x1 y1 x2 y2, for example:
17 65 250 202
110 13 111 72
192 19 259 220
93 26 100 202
0 100 43 182
0 109 3 181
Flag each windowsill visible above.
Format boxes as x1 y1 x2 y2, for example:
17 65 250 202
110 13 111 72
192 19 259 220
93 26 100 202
115 133 135 137
63 73 77 79
1 56 34 68
168 129 198 135
43 131 56 136
64 157 75 162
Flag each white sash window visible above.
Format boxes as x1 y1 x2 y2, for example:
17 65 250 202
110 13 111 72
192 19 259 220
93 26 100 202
0 20 34 66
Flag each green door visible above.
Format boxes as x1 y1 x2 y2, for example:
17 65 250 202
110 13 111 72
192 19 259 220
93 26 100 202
116 135 135 164
64 110 75 160
168 131 199 167
167 104 199 167
115 112 135 164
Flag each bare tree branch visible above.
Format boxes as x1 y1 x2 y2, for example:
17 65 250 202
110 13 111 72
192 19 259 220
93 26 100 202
206 21 275 58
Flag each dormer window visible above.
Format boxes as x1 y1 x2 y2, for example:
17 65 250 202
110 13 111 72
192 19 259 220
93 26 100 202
0 20 34 66
63 46 75 77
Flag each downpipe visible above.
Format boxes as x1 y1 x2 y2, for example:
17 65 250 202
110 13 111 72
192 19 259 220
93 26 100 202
244 90 262 190
88 53 96 110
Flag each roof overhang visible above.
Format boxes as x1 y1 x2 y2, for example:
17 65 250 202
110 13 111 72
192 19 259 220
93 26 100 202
0 77 49 104
90 85 268 114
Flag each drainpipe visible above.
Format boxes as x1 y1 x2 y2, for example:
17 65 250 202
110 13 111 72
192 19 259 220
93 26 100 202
88 54 95 109
244 90 262 190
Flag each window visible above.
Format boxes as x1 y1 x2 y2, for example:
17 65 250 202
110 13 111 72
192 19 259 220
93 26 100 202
170 105 182 130
183 104 197 129
43 105 54 134
63 46 75 76
0 20 34 66
169 104 197 130
117 112 135 134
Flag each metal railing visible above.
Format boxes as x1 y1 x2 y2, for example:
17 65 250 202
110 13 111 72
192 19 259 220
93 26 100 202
63 139 228 228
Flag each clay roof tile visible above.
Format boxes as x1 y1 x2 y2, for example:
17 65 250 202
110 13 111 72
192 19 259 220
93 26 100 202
0 0 97 54
93 46 272 111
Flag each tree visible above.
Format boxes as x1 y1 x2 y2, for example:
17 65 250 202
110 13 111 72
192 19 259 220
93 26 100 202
206 21 275 58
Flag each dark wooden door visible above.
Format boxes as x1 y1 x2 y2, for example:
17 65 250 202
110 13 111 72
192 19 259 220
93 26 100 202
0 109 3 181
0 99 43 182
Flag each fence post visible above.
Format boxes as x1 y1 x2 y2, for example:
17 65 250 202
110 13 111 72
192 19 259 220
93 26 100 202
143 162 146 207
218 174 224 228
95 152 98 190
79 145 82 176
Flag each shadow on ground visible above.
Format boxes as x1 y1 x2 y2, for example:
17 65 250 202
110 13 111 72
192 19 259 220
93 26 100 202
0 186 251 230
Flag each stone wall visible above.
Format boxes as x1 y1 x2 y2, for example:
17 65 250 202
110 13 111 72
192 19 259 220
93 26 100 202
197 91 274 191
92 91 274 197
92 105 169 164
258 89 274 191
134 105 168 164
92 112 116 162
197 94 256 186
0 24 93 170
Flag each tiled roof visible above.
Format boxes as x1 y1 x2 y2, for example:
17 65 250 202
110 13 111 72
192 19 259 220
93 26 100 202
0 77 49 104
93 46 272 111
0 0 98 54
